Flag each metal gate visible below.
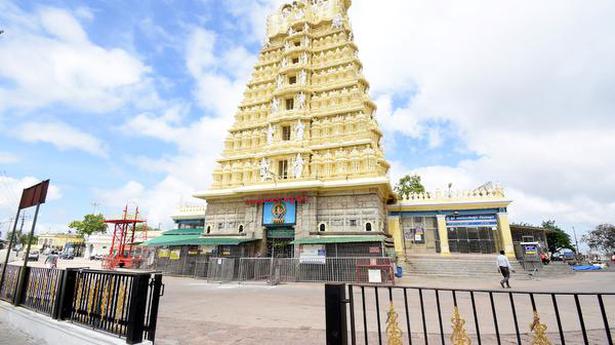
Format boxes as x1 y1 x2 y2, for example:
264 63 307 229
207 258 236 282
325 283 615 345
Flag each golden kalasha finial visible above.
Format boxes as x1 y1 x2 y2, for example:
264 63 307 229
386 303 403 345
450 306 472 345
530 311 552 345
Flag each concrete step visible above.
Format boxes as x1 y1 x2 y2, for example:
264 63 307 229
401 255 572 278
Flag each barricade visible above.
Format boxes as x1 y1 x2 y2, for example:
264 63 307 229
0 264 164 344
237 257 394 284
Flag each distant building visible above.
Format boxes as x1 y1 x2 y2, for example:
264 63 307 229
36 233 84 253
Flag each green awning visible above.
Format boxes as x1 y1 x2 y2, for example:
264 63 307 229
161 228 203 235
291 235 385 245
143 235 257 247
143 234 201 246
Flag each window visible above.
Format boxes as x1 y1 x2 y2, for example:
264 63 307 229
206 226 211 234
319 223 326 232
349 219 357 227
278 160 289 179
285 98 294 110
217 222 224 229
365 222 372 232
293 41 300 47
289 76 297 85
239 225 244 233
282 126 291 140
292 57 299 64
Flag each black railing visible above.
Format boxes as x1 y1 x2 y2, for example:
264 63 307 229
21 267 63 316
0 264 21 303
0 265 163 344
325 283 615 345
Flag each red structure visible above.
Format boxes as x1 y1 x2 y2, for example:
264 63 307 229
102 206 145 269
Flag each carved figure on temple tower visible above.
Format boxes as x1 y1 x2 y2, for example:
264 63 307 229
297 92 306 110
293 154 304 178
260 158 271 181
267 124 274 144
295 120 305 141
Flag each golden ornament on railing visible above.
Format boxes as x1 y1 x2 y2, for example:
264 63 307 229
87 278 99 314
386 303 403 345
74 277 84 309
100 279 114 316
450 306 472 345
49 274 57 303
530 311 552 345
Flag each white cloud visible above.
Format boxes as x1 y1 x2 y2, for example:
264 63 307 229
105 26 256 226
0 175 62 212
349 1 615 231
0 4 152 112
15 122 108 157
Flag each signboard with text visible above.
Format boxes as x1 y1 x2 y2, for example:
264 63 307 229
446 215 497 228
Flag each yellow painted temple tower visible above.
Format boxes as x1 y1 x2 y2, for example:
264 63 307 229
195 0 395 257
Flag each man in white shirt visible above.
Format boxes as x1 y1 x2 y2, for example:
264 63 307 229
496 250 514 288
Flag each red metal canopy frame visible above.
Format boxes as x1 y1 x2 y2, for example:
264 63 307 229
102 206 145 269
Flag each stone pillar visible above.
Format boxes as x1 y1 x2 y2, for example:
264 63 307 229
387 216 403 257
436 215 451 256
497 212 515 258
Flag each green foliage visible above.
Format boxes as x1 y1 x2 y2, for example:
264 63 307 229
582 224 615 255
68 213 108 237
542 220 574 253
394 174 426 199
5 231 38 247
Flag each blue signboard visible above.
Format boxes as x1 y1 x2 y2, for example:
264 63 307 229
263 201 296 225
446 215 497 228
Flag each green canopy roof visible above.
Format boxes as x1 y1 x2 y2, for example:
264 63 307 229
291 235 385 245
143 234 257 247
161 228 203 235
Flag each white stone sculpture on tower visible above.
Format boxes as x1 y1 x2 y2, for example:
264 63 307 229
276 75 284 89
260 158 271 181
293 154 304 179
297 92 306 110
300 52 308 65
267 124 274 144
332 14 343 29
271 97 279 112
299 70 307 85
295 120 305 141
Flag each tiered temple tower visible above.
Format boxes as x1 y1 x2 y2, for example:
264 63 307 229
195 0 394 257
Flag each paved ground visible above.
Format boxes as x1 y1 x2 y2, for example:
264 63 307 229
155 272 615 345
0 320 44 345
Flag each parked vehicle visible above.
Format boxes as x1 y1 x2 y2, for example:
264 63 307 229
59 252 74 260
27 251 40 261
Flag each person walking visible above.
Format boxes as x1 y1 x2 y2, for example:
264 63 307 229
497 250 514 288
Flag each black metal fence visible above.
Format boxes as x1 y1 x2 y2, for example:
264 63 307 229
21 267 63 316
0 263 21 303
325 283 615 345
0 265 163 344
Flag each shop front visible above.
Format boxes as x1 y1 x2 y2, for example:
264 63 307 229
388 187 516 258
445 215 501 254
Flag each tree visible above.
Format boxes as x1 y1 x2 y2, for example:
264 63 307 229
5 231 37 247
582 224 615 255
394 174 426 199
68 213 108 237
542 220 574 253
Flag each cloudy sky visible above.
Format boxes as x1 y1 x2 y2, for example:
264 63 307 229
1 0 614 239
